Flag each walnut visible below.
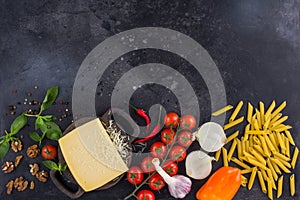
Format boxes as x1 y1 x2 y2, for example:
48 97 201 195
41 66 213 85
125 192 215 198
2 161 15 173
30 181 35 190
26 144 40 158
13 177 28 192
36 170 48 182
11 140 23 152
15 155 23 167
6 180 14 195
29 163 39 176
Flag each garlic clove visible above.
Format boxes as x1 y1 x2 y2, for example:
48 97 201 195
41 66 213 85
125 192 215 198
195 122 226 152
185 150 214 180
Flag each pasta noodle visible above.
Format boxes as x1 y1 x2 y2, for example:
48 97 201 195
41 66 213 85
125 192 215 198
256 109 262 129
270 116 288 128
277 176 283 198
241 175 248 187
226 130 239 144
276 132 286 151
291 147 299 169
270 158 291 173
249 147 266 166
270 159 282 175
284 130 295 146
273 152 290 162
222 147 228 166
267 178 273 200
253 144 265 157
269 133 279 152
241 168 252 174
266 169 276 189
247 102 253 123
270 113 282 125
265 100 276 120
237 139 242 160
290 174 295 196
227 139 237 161
261 169 268 181
259 135 271 157
223 116 244 130
246 130 269 135
259 101 265 125
263 115 271 130
285 137 290 158
247 157 268 170
273 125 292 133
248 167 257 190
214 149 221 162
257 171 267 194
266 158 278 181
212 105 233 116
264 134 276 152
229 101 243 122
253 119 260 130
231 157 251 169
271 101 286 119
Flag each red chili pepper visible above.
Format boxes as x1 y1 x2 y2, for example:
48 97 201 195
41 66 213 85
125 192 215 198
134 106 162 144
129 103 151 132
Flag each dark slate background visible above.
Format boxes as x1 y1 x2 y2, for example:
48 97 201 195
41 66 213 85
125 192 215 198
1 0 300 199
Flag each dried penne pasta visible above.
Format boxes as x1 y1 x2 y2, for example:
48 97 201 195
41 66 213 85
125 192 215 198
249 147 266 166
229 101 243 122
241 168 252 174
269 133 279 152
247 130 269 135
265 100 276 120
248 167 257 190
249 135 253 148
266 158 278 181
247 103 253 123
214 149 221 162
253 119 260 130
273 152 290 162
244 124 250 140
257 171 267 194
212 105 233 116
285 136 290 157
291 147 299 169
237 139 242 160
256 109 262 129
271 101 286 119
284 130 295 146
259 136 271 157
231 157 251 169
264 115 271 129
276 132 286 151
224 116 244 130
226 130 239 144
270 159 282 175
241 175 248 187
270 116 288 128
290 174 295 196
227 139 237 161
261 169 268 181
277 158 291 169
247 157 268 170
259 101 265 124
267 178 273 200
253 136 260 145
222 147 228 166
277 176 283 198
264 134 276 152
270 158 291 173
266 169 276 189
253 144 265 157
270 113 282 125
273 125 292 133
245 140 250 153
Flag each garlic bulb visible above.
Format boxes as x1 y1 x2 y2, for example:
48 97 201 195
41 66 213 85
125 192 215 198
185 150 214 180
152 158 192 199
195 122 226 152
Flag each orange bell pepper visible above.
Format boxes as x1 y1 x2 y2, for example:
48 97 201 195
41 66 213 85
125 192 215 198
196 166 241 200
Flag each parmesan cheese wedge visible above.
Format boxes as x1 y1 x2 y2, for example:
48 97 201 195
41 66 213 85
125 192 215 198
58 118 128 192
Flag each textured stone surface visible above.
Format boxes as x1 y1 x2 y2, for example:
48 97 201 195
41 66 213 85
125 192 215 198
1 0 300 199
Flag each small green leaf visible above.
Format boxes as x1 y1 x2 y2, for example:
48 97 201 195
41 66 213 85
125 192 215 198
42 115 57 122
59 163 67 171
35 117 46 130
10 113 27 135
40 86 59 113
41 121 62 141
0 141 10 160
43 160 59 170
30 132 41 143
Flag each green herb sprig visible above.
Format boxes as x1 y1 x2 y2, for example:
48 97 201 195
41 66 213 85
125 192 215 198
43 160 67 175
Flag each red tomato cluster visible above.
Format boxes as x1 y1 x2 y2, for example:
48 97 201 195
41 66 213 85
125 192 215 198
127 112 197 200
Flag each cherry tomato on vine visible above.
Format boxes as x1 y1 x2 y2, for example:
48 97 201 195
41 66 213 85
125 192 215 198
136 190 155 200
169 145 186 162
150 142 167 159
141 157 155 173
179 115 196 130
148 173 165 191
161 128 175 145
178 130 193 147
164 112 179 128
41 144 57 160
162 160 178 176
126 166 144 185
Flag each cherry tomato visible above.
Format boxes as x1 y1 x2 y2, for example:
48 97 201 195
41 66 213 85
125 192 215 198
126 166 144 185
164 112 179 128
150 142 167 159
41 144 57 160
141 157 155 173
169 145 186 162
148 173 165 191
161 128 175 145
162 160 178 176
178 130 193 147
180 115 196 130
136 190 155 200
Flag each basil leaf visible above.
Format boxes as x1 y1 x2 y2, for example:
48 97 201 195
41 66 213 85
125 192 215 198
42 121 62 141
43 160 58 170
29 132 41 143
0 141 10 160
42 115 57 122
35 117 46 130
40 86 59 113
59 163 67 171
10 113 27 135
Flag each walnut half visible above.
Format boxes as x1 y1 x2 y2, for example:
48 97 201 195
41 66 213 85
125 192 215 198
29 163 39 176
6 180 14 195
13 176 28 192
26 145 40 158
15 155 23 167
36 170 48 182
2 161 15 173
11 140 23 152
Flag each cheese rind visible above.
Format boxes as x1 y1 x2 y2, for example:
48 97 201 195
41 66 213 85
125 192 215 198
58 118 128 192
